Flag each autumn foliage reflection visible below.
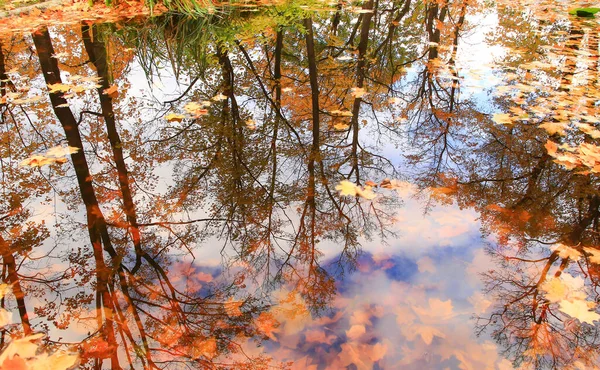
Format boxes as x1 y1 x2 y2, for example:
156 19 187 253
4 0 600 368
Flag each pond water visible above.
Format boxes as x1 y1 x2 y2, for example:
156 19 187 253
1 0 600 369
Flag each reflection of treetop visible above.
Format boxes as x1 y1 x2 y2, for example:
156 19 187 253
3 0 600 368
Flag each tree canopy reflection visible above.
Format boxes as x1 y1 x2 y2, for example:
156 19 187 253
1 0 600 369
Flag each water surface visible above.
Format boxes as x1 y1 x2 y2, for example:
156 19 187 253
1 1 600 369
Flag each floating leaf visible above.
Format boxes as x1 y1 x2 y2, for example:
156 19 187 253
540 273 586 303
224 298 243 317
335 180 377 199
492 113 512 125
568 7 600 17
165 113 185 122
539 121 568 136
551 243 582 260
331 110 353 117
584 247 600 263
334 122 350 130
47 83 71 93
350 87 367 98
103 85 118 98
559 299 600 324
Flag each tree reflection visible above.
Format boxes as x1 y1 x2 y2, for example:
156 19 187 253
431 7 600 368
10 0 595 368
3 2 407 366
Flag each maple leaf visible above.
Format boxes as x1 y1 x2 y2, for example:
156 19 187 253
334 122 350 130
492 113 513 125
545 140 558 156
245 119 256 130
350 87 367 98
46 146 79 157
583 247 600 263
336 180 377 199
539 121 569 135
540 273 586 303
559 299 600 324
102 85 118 98
190 338 217 359
415 325 445 345
356 186 377 200
330 110 353 117
19 155 55 167
212 93 227 101
29 351 79 370
254 312 279 341
165 113 185 122
346 324 366 340
224 298 243 317
47 83 71 93
0 308 12 327
578 143 600 168
183 102 208 117
0 333 45 365
0 284 10 299
576 123 600 138
553 153 581 170
551 243 582 260
352 8 374 14
413 298 455 324
336 180 358 196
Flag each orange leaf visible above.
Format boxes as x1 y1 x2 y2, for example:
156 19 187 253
103 85 118 98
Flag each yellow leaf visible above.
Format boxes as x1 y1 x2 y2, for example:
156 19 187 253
584 247 600 264
0 333 45 364
30 351 79 370
212 93 227 101
336 180 358 197
350 87 367 98
331 110 353 117
47 83 71 93
539 121 568 136
335 180 377 199
551 243 582 260
559 299 600 324
540 273 586 303
334 122 350 130
0 308 11 327
165 113 185 122
492 113 513 125
46 146 79 157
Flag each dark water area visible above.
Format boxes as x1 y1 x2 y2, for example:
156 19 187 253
1 0 600 368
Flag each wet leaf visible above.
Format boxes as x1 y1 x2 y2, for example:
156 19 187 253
492 113 512 125
103 85 119 98
165 113 185 122
551 243 582 260
559 300 600 324
334 122 350 130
